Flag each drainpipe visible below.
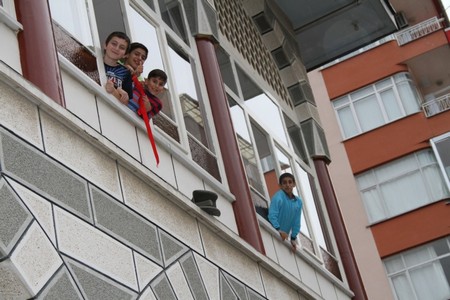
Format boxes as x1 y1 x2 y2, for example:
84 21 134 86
196 37 265 254
15 0 65 106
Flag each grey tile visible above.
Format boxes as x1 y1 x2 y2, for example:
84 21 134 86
0 130 90 220
151 273 177 300
67 259 137 300
220 272 237 300
159 231 188 267
91 186 162 265
0 178 33 258
179 252 209 300
247 288 267 300
224 272 248 300
38 268 82 300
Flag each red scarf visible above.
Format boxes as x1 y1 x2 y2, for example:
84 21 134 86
132 75 160 166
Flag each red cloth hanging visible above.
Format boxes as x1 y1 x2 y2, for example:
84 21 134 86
131 75 160 166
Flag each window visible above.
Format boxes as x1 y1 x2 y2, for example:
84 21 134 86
236 66 288 146
158 0 188 44
49 0 93 46
357 149 450 223
333 72 421 139
228 97 266 197
384 236 450 300
431 132 450 192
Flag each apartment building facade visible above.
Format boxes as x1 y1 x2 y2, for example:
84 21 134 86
0 0 396 299
310 0 450 299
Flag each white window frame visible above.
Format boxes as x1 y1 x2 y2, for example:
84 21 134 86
357 149 450 223
333 72 421 139
384 236 450 300
430 132 450 193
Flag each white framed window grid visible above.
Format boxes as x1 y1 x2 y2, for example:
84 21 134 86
333 72 421 139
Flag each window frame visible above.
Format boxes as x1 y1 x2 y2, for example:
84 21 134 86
357 149 450 224
430 132 450 193
333 72 421 139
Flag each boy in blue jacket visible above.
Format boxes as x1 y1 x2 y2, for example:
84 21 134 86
268 172 303 252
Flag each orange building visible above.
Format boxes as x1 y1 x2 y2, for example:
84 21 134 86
310 0 450 299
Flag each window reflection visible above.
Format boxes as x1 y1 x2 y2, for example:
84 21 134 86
48 0 93 46
236 66 287 144
294 162 329 250
92 0 126 44
216 47 238 95
158 0 188 44
284 113 309 164
143 0 155 11
167 41 212 151
228 97 265 195
129 8 176 120
251 121 277 201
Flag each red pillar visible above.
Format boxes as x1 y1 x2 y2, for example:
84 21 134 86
314 157 367 300
15 0 65 106
196 37 265 254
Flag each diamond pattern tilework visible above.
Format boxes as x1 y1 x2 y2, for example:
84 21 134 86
159 231 189 267
0 178 33 258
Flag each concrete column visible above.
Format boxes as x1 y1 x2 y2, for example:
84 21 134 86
314 157 367 300
196 37 265 254
15 0 65 106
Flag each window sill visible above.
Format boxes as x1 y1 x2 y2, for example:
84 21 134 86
0 6 22 32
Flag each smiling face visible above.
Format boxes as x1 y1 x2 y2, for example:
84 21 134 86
144 76 166 96
125 47 147 70
104 37 129 65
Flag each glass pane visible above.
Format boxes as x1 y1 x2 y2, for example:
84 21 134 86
229 98 265 194
380 172 428 217
391 274 415 300
375 78 392 90
410 263 450 300
93 0 126 44
49 0 93 46
236 66 287 144
332 96 349 108
354 94 384 132
380 89 402 121
384 255 405 274
216 47 238 95
434 135 450 185
337 106 359 138
129 8 164 72
158 0 188 44
376 154 415 182
251 121 278 197
284 114 308 164
350 85 373 100
422 165 450 201
143 0 155 11
295 163 327 248
356 171 376 190
168 43 210 149
361 188 385 222
129 8 177 120
397 81 420 114
404 246 435 267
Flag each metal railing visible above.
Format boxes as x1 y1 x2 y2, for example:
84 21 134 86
395 17 443 46
422 93 450 117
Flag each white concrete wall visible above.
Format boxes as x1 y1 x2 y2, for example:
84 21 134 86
308 69 395 300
